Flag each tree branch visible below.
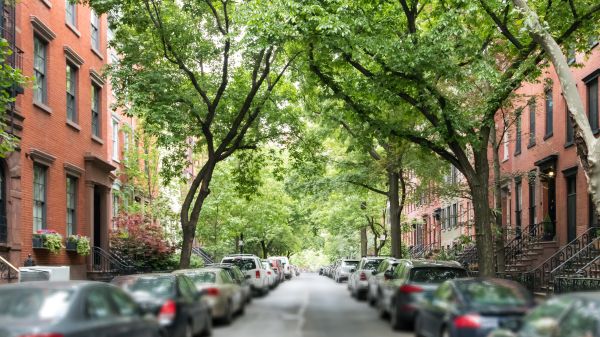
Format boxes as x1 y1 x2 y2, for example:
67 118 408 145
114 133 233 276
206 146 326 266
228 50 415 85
477 0 523 49
347 180 388 196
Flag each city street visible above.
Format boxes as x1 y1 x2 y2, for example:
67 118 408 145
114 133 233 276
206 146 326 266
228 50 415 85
214 273 412 337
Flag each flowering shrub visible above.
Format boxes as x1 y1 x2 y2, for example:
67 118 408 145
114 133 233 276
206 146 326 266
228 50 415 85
33 230 64 254
111 214 177 271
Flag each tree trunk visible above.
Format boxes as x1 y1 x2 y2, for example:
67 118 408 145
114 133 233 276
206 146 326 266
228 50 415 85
468 153 496 277
490 126 506 273
360 225 368 257
512 0 600 220
261 240 268 259
179 160 217 269
388 170 401 258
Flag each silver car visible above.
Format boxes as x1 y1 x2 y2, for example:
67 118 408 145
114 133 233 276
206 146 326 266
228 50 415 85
334 259 360 283
366 257 399 306
347 257 386 300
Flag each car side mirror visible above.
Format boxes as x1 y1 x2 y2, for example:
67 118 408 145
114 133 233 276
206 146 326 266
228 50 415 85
196 289 207 300
350 268 356 273
432 299 450 311
384 270 394 280
372 271 378 276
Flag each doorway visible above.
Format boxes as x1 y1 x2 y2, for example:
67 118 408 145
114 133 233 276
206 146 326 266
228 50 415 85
566 174 577 242
93 185 102 248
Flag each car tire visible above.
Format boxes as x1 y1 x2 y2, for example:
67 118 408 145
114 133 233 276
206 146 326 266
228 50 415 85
441 326 450 337
390 301 407 331
184 323 193 337
221 302 233 325
238 302 245 316
377 296 389 320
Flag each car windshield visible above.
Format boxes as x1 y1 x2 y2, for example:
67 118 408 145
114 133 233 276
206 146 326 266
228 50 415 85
186 272 216 284
457 280 531 308
0 288 74 321
363 260 382 270
223 258 257 271
116 276 175 299
409 267 467 283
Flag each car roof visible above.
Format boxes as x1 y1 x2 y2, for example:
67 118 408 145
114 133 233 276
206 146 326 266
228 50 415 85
0 280 104 290
342 259 360 262
113 273 175 280
402 259 464 268
174 268 221 273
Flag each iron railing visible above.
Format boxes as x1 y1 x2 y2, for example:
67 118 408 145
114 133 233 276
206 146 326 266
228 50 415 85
0 255 18 281
456 244 478 270
550 237 600 278
554 276 600 294
519 227 598 292
91 246 136 275
502 221 546 270
577 255 600 278
192 247 214 264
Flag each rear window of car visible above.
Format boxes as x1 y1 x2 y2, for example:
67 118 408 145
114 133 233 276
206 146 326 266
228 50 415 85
223 258 257 271
457 281 532 308
0 288 74 321
343 261 359 267
363 260 382 270
116 276 175 299
186 272 216 284
409 267 467 283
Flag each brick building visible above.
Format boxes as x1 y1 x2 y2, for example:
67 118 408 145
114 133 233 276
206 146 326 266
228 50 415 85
0 0 119 279
403 44 600 268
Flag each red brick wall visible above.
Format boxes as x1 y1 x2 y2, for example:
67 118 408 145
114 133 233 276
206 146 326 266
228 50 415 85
15 0 109 266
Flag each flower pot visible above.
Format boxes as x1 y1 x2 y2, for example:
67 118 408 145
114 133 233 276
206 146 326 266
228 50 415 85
32 237 45 249
66 241 77 252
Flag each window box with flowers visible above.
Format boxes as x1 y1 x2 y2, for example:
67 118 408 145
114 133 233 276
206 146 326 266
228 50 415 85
66 235 91 256
32 230 65 254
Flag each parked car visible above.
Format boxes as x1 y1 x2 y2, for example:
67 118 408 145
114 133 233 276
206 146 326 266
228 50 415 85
270 256 292 279
487 292 600 337
334 259 360 283
348 257 386 300
0 281 162 337
221 254 270 295
111 273 212 337
379 259 469 330
415 278 534 337
173 268 245 324
267 258 285 283
367 257 399 307
261 260 277 288
210 263 253 304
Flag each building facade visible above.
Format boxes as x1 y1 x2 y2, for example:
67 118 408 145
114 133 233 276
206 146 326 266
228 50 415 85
404 44 600 263
0 0 119 279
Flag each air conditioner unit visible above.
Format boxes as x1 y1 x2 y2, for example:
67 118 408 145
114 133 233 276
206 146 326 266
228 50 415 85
19 266 70 282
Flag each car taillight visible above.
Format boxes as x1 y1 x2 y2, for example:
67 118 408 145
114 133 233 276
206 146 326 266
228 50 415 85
454 314 481 329
158 300 177 326
255 270 261 278
206 287 220 296
399 284 423 294
20 334 64 337
359 272 367 281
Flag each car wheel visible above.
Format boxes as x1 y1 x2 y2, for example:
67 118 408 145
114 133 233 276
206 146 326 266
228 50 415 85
377 296 389 320
238 302 245 316
441 326 450 337
221 302 233 325
390 301 406 331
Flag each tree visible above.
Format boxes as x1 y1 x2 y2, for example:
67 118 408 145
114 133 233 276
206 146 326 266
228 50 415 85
0 39 25 155
511 0 600 218
85 0 299 267
268 0 600 276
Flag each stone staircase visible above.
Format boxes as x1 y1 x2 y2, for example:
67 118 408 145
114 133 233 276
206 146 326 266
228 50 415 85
0 254 19 284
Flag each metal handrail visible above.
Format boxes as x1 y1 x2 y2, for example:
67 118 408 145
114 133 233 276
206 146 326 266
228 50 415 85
576 255 600 277
524 226 598 292
192 247 214 264
0 255 19 281
551 237 600 276
501 221 546 268
91 246 135 274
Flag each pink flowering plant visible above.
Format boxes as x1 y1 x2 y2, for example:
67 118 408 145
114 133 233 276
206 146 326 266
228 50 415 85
33 229 64 254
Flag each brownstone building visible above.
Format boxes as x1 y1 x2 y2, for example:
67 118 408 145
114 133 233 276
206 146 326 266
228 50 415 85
0 0 118 280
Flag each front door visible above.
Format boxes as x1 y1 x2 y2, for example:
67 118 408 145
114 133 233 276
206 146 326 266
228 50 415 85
93 185 102 248
0 164 6 244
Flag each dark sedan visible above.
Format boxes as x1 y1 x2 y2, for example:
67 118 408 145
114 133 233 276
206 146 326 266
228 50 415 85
112 273 212 337
0 281 161 337
488 292 600 337
415 278 534 337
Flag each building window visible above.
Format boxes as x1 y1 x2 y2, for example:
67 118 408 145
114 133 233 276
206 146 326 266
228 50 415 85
545 88 553 138
112 192 119 218
65 0 76 27
528 177 536 227
503 131 509 161
452 203 458 228
566 99 575 145
33 164 47 232
566 173 577 242
112 118 119 161
91 10 100 51
33 36 47 104
66 63 77 122
66 176 77 236
515 180 522 235
91 85 100 137
587 77 598 133
528 99 536 147
515 112 522 155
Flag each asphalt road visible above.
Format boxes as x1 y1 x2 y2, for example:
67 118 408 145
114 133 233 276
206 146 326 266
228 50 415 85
213 273 413 337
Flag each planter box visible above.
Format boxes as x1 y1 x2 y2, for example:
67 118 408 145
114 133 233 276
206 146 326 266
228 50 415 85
66 241 77 252
32 237 45 249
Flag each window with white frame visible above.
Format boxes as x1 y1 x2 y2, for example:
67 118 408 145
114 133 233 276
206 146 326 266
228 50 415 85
66 176 77 236
33 164 47 232
65 0 76 27
91 10 100 51
112 118 119 161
